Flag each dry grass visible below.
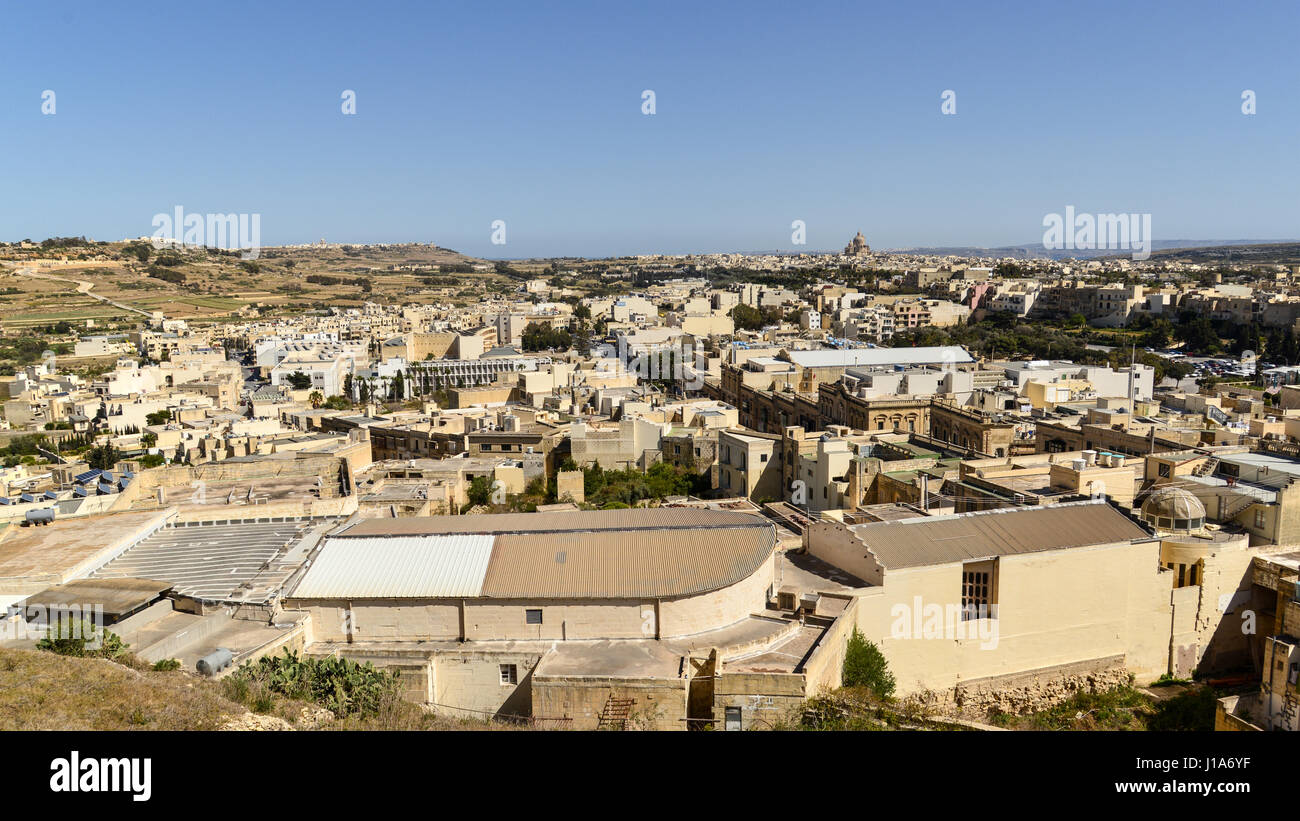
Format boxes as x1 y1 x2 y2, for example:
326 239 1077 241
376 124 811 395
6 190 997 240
0 647 242 730
0 647 506 731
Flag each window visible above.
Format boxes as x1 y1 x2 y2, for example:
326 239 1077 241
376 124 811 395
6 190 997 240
1158 463 1171 478
961 560 997 621
724 706 742 731
499 664 517 685
525 609 543 625
1255 509 1266 529
760 453 768 463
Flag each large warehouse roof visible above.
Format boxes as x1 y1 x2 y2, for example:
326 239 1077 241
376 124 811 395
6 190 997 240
850 501 1151 570
290 534 495 598
331 507 762 537
292 509 777 600
782 346 972 370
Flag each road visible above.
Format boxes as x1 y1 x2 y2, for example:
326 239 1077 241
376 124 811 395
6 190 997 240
11 264 156 318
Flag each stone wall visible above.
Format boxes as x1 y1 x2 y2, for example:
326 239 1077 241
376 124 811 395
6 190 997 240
531 675 686 730
933 655 1132 719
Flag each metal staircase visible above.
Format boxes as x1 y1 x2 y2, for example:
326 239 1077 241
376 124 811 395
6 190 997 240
1219 492 1257 521
597 695 637 730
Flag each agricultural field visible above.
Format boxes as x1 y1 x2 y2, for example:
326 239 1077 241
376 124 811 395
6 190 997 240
0 241 515 371
0 241 499 324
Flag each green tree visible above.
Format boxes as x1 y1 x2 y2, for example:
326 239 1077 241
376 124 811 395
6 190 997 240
466 475 495 507
1176 313 1222 354
730 303 765 331
286 371 313 390
842 626 895 699
521 322 572 352
86 441 119 471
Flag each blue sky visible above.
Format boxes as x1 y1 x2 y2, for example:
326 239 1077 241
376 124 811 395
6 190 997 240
1 0 1296 258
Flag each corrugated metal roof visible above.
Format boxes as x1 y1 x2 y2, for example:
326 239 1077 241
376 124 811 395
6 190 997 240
294 509 779 600
481 525 776 599
851 501 1152 570
290 534 495 599
334 508 762 537
784 346 972 369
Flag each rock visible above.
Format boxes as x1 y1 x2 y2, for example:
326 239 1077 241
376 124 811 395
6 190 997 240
219 712 294 731
294 705 336 729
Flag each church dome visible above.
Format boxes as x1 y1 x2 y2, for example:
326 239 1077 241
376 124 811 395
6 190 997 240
1141 486 1206 531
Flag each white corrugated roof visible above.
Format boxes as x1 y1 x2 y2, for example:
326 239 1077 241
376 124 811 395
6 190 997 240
784 346 972 369
290 534 495 598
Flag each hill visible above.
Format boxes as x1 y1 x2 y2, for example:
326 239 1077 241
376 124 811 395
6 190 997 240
0 646 496 731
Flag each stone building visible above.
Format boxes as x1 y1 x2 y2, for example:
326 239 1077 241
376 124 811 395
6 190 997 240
805 500 1251 716
928 398 1024 458
843 232 870 257
285 508 854 730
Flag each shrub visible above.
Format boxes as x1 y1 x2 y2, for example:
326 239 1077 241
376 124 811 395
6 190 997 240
230 648 400 718
842 626 895 699
36 618 129 661
152 658 181 672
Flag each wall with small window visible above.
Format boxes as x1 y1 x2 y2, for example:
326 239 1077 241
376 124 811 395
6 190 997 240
846 535 1172 695
433 652 543 718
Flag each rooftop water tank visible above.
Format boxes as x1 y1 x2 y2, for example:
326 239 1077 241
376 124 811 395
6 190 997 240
25 508 56 526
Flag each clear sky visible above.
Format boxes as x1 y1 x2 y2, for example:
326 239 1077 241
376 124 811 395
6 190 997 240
1 0 1296 258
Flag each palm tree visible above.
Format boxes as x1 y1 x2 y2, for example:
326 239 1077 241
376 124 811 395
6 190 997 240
308 391 324 409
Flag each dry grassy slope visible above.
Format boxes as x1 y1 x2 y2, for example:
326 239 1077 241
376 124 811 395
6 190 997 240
0 647 505 731
0 243 498 326
0 648 249 731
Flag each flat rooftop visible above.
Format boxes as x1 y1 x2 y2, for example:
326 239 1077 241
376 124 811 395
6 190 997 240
21 577 172 621
721 622 829 675
0 510 168 593
533 640 682 679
